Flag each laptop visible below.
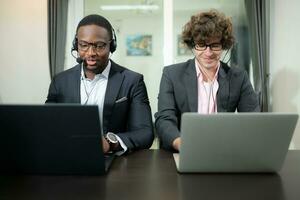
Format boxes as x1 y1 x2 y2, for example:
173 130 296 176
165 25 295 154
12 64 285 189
174 112 298 173
0 104 114 175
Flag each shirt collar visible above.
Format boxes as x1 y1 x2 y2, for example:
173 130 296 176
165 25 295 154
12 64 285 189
101 60 111 79
81 60 111 80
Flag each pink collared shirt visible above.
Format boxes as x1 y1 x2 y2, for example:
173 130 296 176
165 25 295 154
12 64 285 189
195 60 220 114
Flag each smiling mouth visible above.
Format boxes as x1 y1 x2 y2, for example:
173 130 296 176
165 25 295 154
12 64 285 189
86 59 97 66
204 58 215 63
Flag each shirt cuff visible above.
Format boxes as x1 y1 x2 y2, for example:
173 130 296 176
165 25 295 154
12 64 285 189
115 135 128 156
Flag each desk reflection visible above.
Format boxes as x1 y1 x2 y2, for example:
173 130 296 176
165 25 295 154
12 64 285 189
0 175 107 200
178 173 284 200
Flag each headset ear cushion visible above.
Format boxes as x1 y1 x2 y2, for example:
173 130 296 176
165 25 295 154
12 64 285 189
110 29 117 53
72 37 78 51
110 40 116 53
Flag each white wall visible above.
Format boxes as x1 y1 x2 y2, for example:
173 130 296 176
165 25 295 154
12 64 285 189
270 0 300 148
0 0 50 104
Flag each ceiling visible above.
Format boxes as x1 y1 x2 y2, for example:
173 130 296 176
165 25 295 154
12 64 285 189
84 0 246 22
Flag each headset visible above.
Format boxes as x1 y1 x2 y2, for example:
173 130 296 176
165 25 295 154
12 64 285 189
71 27 117 53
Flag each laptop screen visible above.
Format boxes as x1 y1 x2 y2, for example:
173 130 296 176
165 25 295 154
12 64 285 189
177 112 298 173
0 104 108 175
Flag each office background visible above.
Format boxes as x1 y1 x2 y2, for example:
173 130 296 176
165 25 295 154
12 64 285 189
0 0 299 149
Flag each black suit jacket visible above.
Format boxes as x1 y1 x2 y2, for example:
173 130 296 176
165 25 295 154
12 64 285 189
46 60 154 151
155 59 259 150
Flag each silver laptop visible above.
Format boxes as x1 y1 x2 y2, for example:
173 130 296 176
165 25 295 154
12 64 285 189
174 112 298 173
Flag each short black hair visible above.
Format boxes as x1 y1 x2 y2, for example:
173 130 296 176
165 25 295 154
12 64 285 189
76 14 113 40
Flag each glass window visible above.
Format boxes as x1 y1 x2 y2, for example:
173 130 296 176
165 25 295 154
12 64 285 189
79 0 251 117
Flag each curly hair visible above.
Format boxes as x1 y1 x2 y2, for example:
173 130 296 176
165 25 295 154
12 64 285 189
182 10 234 50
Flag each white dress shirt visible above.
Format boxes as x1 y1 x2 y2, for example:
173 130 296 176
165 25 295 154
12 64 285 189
80 61 127 155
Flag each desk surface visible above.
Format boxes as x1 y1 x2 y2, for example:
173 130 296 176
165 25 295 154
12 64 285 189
1 150 300 200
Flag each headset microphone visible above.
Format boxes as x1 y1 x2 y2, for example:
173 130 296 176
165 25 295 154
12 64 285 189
76 57 84 64
71 47 84 64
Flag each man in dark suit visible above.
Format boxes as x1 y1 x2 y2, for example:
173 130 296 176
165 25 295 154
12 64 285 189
46 14 154 154
155 10 259 151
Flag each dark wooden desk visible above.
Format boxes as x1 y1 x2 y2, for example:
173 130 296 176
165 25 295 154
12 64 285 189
1 150 300 200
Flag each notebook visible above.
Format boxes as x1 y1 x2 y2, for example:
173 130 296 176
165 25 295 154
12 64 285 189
174 112 298 173
0 104 114 175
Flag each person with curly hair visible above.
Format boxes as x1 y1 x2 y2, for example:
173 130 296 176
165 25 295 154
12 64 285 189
155 10 259 151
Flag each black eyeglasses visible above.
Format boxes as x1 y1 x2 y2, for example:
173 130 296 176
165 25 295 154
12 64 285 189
194 43 222 51
78 41 110 52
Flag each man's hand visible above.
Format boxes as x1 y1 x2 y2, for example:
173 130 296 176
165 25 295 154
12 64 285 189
102 137 110 153
172 137 181 151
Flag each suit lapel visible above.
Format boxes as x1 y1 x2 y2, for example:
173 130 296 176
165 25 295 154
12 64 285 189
72 65 81 103
217 62 229 112
183 59 198 112
102 62 124 132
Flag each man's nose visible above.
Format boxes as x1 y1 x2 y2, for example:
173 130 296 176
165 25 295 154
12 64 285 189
203 47 213 55
86 45 97 55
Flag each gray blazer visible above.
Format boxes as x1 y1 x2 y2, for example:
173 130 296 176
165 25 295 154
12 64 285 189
155 59 259 150
46 60 154 152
